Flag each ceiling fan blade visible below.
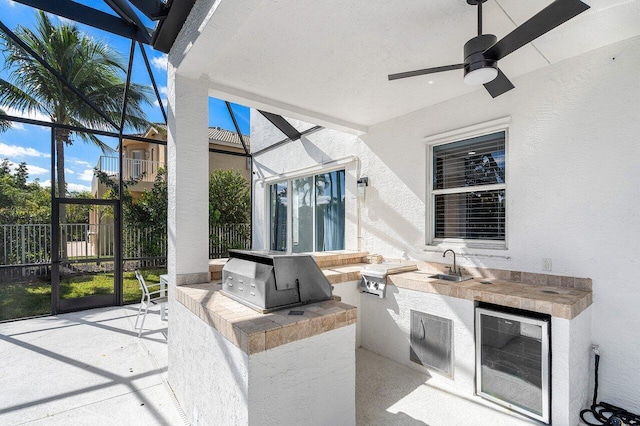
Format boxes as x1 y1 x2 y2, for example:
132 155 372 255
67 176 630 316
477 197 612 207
388 64 464 81
483 0 590 61
483 68 514 98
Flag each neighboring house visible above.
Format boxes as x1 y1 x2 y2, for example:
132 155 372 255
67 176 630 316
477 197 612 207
91 123 250 200
89 124 250 254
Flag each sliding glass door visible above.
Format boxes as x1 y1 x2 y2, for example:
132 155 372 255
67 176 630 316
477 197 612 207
269 169 345 253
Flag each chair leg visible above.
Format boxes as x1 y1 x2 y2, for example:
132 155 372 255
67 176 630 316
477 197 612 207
138 301 150 338
160 302 167 321
134 300 144 330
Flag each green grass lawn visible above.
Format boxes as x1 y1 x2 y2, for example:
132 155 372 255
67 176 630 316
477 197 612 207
0 268 166 322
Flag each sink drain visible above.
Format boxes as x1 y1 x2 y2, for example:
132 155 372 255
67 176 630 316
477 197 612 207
541 290 559 294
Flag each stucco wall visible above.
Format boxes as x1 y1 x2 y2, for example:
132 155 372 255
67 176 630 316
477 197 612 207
169 300 250 426
552 306 593 426
251 36 640 412
361 287 476 394
169 299 356 426
248 325 356 426
332 280 362 348
209 151 251 182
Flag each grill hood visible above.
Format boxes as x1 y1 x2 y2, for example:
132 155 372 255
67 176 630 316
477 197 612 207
221 250 333 313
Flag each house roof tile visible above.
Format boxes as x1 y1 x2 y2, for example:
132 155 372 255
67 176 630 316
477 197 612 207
150 123 249 149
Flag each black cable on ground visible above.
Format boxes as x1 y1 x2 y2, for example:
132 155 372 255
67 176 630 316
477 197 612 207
580 352 640 426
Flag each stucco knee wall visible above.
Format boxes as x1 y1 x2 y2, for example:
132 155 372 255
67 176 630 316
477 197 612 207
332 280 362 348
168 300 250 425
360 287 476 394
169 299 356 426
551 306 593 426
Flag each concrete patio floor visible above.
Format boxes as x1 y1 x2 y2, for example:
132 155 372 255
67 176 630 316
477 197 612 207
0 305 185 426
1 305 543 426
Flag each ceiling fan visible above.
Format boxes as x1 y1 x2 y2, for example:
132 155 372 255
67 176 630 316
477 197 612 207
388 0 590 98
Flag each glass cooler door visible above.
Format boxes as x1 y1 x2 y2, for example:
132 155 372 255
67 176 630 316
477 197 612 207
475 307 550 423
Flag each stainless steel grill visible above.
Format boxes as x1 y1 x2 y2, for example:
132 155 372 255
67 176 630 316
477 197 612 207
221 250 333 313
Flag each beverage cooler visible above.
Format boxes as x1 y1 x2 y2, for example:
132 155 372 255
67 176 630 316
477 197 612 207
475 304 551 423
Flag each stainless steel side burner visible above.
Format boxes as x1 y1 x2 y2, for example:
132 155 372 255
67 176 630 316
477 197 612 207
221 250 333 313
360 263 418 298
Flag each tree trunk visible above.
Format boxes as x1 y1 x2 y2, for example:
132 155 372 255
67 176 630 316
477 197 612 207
55 133 68 260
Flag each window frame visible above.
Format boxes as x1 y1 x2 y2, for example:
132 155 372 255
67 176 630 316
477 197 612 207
267 165 347 253
425 118 510 250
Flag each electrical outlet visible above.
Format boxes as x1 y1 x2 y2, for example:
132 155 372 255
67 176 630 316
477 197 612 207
542 258 552 271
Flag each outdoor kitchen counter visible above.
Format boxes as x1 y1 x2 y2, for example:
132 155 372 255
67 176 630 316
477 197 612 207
308 262 592 320
312 261 591 320
175 282 357 355
388 271 592 320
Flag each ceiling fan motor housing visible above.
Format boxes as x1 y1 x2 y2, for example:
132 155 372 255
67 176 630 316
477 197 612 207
463 34 498 78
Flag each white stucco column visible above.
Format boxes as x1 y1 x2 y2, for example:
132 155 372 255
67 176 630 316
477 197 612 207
167 65 210 285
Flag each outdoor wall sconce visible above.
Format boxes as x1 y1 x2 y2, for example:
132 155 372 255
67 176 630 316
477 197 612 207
357 176 368 199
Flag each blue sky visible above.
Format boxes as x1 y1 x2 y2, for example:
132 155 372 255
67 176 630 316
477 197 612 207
0 0 249 192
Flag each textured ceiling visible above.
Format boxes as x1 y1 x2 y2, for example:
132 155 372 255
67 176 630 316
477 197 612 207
177 0 640 132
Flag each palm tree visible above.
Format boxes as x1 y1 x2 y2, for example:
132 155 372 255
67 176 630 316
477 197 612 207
0 11 151 202
0 11 151 258
0 108 10 132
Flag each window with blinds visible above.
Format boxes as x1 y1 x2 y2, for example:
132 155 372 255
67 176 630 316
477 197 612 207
431 131 506 246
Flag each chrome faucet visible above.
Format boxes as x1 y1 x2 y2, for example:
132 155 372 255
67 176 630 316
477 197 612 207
443 249 459 276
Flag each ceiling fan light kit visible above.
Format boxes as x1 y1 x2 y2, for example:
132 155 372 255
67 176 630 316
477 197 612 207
463 34 498 85
389 0 590 98
464 65 498 85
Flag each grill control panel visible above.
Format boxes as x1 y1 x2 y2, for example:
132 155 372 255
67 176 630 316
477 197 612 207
360 272 387 298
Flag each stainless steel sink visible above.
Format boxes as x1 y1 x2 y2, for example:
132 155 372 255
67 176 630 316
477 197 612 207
429 274 473 282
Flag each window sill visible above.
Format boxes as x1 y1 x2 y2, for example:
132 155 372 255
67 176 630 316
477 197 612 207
425 240 510 259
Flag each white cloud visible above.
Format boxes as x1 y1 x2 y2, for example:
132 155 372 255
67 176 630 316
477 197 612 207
26 164 48 175
0 142 50 158
153 86 168 107
36 179 90 193
2 106 50 124
151 54 168 71
65 168 75 174
67 183 91 192
78 169 95 182
3 160 48 176
72 159 92 167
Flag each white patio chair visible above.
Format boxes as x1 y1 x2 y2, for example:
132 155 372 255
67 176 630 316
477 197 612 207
134 270 168 337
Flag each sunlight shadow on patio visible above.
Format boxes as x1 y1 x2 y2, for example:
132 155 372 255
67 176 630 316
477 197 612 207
0 307 183 425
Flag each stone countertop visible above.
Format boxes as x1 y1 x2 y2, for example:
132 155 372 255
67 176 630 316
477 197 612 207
175 283 357 355
323 263 591 320
209 250 368 280
388 271 591 320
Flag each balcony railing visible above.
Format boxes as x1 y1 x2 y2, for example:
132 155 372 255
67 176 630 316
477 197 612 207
96 156 165 183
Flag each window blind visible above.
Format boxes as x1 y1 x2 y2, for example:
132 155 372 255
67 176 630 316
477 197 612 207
432 131 506 242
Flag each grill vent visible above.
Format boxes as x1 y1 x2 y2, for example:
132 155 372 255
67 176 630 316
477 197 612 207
410 310 453 377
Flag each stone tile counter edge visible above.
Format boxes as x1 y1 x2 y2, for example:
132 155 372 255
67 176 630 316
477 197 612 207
175 283 357 355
